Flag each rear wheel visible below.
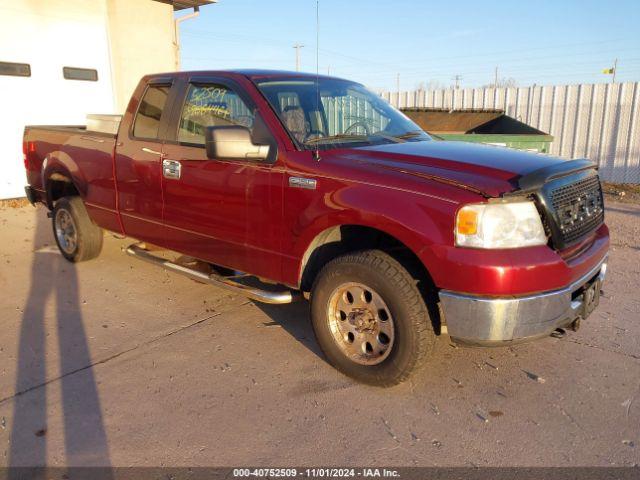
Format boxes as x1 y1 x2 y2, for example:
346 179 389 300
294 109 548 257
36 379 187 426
310 250 435 386
52 196 103 262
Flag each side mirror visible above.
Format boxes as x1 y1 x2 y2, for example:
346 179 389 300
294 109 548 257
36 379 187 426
205 126 270 161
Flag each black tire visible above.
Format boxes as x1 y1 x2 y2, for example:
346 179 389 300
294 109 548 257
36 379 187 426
52 196 103 262
310 250 435 387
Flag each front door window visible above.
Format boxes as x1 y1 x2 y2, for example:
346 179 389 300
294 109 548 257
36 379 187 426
177 84 255 146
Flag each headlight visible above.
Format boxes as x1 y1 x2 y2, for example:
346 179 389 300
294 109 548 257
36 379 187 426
455 201 547 249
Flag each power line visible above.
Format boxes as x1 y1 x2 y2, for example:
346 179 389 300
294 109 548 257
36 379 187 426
177 27 640 86
336 47 640 79
357 53 640 81
181 29 638 69
179 26 639 71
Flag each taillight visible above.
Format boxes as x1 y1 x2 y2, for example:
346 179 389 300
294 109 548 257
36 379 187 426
23 140 35 170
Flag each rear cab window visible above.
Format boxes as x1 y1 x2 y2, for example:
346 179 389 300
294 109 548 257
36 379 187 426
132 84 172 140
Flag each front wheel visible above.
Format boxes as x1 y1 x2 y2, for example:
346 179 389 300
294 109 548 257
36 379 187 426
310 250 435 386
52 196 103 262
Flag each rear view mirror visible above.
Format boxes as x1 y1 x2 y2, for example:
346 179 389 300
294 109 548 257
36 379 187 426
205 126 270 161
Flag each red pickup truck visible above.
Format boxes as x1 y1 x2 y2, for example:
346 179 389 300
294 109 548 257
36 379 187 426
23 70 609 386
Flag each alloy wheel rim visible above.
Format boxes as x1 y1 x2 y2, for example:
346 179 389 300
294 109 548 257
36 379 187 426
327 282 395 365
55 209 77 254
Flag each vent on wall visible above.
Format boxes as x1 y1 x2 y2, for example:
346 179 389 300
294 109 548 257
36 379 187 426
0 61 31 77
63 67 98 82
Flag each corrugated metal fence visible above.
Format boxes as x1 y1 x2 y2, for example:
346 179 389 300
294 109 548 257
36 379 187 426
381 82 640 183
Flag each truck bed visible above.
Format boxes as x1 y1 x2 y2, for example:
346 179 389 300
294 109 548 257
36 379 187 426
24 125 120 232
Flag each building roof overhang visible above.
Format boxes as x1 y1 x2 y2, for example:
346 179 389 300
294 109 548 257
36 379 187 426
152 0 215 11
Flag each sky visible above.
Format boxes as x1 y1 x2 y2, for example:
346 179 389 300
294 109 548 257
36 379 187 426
178 0 640 91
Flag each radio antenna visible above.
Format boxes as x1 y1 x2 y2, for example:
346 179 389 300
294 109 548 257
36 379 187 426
313 0 321 161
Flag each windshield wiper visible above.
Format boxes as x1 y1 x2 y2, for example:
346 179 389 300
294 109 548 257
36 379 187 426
304 134 370 146
369 132 405 143
391 130 425 140
303 131 422 147
305 132 411 146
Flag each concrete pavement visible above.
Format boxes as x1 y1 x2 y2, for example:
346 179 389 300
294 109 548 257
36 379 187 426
0 202 638 467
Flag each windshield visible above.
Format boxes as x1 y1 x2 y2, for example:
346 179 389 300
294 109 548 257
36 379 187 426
255 77 431 150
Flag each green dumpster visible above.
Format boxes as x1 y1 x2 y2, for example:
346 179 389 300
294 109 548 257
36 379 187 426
401 108 553 153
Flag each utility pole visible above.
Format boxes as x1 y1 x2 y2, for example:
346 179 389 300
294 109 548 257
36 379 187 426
293 43 304 71
612 58 618 84
494 66 498 88
452 75 462 89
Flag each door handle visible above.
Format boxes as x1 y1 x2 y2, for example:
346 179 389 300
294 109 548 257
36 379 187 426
162 159 181 180
142 147 163 156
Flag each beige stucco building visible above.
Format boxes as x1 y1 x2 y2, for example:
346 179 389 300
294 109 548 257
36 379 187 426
0 0 211 199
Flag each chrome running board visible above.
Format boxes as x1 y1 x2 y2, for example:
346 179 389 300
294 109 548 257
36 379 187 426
125 243 297 304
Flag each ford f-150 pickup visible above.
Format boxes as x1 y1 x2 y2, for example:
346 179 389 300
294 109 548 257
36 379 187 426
23 70 609 386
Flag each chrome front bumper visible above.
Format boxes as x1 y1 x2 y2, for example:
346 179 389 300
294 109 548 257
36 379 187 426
439 257 607 346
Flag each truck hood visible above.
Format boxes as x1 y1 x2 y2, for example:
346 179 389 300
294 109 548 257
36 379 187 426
344 140 570 197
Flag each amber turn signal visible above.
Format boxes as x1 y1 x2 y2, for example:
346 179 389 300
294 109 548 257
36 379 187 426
456 207 478 235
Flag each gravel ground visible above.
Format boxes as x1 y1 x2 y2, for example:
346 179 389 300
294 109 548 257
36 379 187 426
603 183 640 204
0 202 638 467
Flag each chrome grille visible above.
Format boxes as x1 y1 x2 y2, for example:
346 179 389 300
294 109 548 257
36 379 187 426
548 174 604 247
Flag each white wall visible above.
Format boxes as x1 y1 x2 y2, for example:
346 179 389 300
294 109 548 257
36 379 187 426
106 0 177 113
0 0 115 199
0 0 176 199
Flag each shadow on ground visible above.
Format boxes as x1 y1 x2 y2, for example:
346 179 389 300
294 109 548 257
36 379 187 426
8 207 111 474
252 300 325 361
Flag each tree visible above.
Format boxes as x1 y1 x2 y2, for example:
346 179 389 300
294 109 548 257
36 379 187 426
415 80 445 91
481 77 518 88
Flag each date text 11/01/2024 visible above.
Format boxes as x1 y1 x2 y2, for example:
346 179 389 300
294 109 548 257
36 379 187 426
232 468 400 477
